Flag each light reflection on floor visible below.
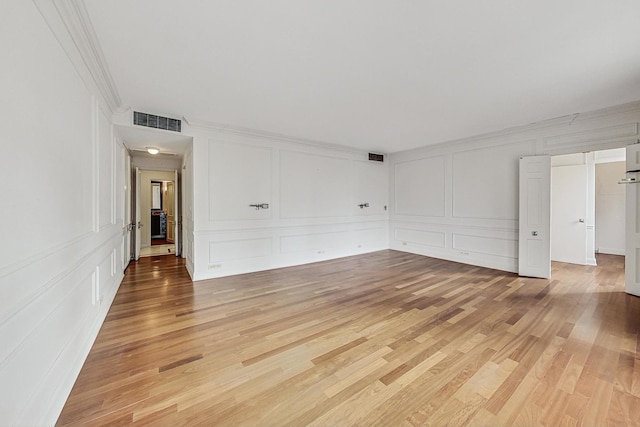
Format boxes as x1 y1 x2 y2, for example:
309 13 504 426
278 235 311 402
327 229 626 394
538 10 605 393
140 244 175 257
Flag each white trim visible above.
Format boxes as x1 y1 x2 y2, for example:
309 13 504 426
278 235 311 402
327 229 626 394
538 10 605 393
597 248 625 256
36 0 123 113
189 118 380 155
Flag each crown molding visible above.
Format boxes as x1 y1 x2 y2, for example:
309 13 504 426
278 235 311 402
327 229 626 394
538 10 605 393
50 0 123 113
187 118 383 155
392 100 640 156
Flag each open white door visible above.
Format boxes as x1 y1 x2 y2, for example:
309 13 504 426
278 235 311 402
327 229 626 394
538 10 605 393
551 164 588 264
134 167 141 260
625 144 640 296
519 155 551 278
174 169 180 257
123 151 132 269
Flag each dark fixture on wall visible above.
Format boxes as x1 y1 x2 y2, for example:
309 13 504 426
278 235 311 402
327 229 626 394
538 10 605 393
134 111 182 132
368 153 384 162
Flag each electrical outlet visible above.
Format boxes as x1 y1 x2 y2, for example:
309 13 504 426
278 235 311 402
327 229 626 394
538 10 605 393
208 263 222 270
402 242 408 246
357 244 362 248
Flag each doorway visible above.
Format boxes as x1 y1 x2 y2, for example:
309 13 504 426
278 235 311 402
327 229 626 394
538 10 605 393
550 148 626 266
136 169 180 258
150 180 174 246
550 153 591 265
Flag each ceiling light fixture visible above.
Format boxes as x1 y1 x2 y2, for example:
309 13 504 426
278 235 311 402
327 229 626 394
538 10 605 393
147 147 159 155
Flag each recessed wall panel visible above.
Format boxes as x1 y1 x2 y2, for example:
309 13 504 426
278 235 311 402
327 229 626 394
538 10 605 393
280 151 351 218
452 234 517 258
353 160 388 215
0 5 94 269
394 228 445 248
453 141 534 220
394 156 445 216
527 178 541 227
209 238 272 262
280 231 347 254
208 141 272 221
527 240 542 267
98 109 112 228
354 227 387 247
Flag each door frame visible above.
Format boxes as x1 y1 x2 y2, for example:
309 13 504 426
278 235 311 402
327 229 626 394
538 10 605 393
131 167 182 258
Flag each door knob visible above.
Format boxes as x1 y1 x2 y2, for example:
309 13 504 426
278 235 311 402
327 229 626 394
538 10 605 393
531 231 538 236
578 218 585 223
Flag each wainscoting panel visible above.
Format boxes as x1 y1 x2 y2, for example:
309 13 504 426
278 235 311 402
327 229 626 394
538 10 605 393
280 151 352 219
209 238 273 262
452 140 535 220
452 233 517 259
98 107 114 229
207 140 272 222
0 230 124 425
280 231 348 254
353 225 388 249
353 160 389 216
394 228 446 248
0 269 96 424
390 222 518 272
394 156 445 217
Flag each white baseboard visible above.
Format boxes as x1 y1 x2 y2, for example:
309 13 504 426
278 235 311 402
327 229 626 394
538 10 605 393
597 248 625 256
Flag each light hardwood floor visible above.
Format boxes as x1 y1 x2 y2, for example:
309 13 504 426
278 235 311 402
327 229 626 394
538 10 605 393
57 250 639 426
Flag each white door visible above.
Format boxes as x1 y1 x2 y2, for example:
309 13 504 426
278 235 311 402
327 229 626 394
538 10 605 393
519 155 551 278
165 181 175 244
625 144 640 296
551 164 587 264
123 151 132 268
134 167 141 260
174 169 180 257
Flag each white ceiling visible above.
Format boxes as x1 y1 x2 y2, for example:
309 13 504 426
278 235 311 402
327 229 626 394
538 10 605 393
85 0 640 153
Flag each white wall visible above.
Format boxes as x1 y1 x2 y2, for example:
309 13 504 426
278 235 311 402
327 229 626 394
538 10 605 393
596 161 626 255
189 129 389 280
389 104 640 273
0 1 126 424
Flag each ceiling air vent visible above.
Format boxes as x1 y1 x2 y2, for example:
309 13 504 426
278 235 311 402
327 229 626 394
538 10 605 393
133 111 181 132
368 153 384 162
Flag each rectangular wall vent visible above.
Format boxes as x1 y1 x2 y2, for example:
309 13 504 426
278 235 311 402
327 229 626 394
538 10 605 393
133 111 181 132
368 153 384 162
